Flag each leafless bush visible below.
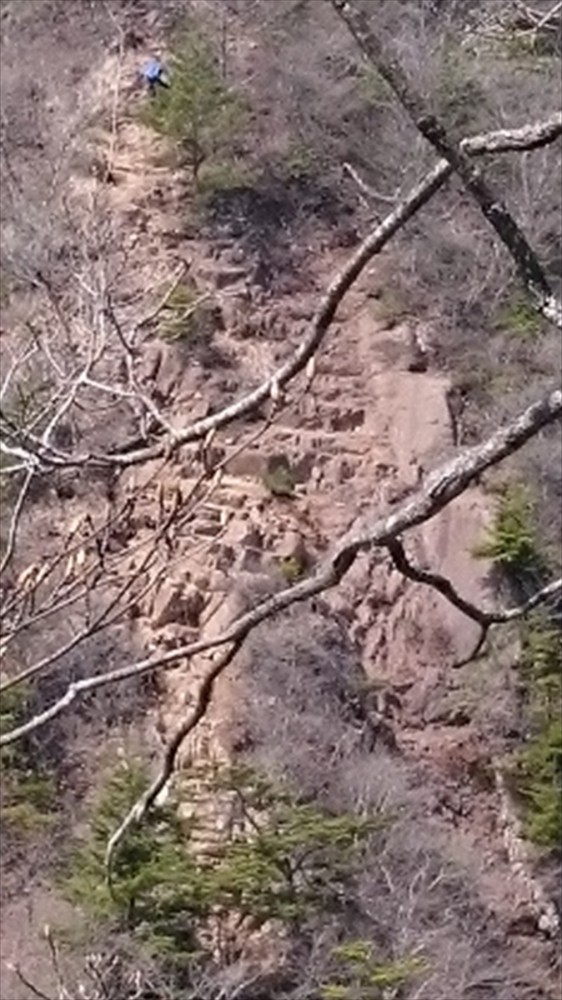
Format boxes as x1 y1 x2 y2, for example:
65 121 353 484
228 592 369 797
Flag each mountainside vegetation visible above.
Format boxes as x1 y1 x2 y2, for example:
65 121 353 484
0 1 561 998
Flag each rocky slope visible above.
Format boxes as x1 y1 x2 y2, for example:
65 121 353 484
1 12 560 999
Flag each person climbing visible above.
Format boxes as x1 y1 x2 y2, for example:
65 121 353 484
142 57 170 96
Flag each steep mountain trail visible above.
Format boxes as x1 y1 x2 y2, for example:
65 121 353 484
103 114 558 981
1 29 559 1000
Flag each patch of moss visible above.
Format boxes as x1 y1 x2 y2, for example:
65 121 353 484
2 795 57 834
495 291 543 340
197 160 257 197
279 554 306 583
262 462 297 499
282 142 319 181
157 283 209 343
436 42 486 130
502 31 559 62
357 65 393 105
0 269 12 307
368 287 409 328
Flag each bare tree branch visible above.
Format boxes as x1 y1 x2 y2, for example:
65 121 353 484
331 0 562 327
0 387 291 692
0 467 34 576
5 964 51 1000
4 115 557 478
105 634 247 874
387 538 562 628
387 537 562 665
345 114 562 208
512 0 562 31
85 165 462 468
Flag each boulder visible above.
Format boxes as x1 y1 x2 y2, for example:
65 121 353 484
407 325 430 373
141 342 163 382
236 547 263 572
151 581 184 628
223 519 263 550
151 580 206 629
274 530 308 565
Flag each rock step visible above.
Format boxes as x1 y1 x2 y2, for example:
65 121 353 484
176 476 264 508
191 522 224 539
310 371 367 390
266 427 384 454
279 403 368 433
315 358 366 379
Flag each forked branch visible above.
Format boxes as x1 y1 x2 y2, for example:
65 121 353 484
387 537 562 664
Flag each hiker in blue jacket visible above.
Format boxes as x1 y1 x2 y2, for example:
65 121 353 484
142 58 170 96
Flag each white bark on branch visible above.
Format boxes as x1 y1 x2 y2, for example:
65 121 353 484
345 115 562 207
331 0 562 328
463 116 562 154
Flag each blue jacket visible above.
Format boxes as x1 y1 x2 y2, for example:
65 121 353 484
142 59 165 83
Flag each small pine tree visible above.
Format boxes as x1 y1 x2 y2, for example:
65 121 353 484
517 719 562 848
64 761 383 962
144 33 244 187
513 613 562 850
473 483 543 573
320 940 425 1000
64 762 207 956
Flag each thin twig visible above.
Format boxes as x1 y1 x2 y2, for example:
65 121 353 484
6 964 51 1000
386 538 562 666
0 467 34 577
